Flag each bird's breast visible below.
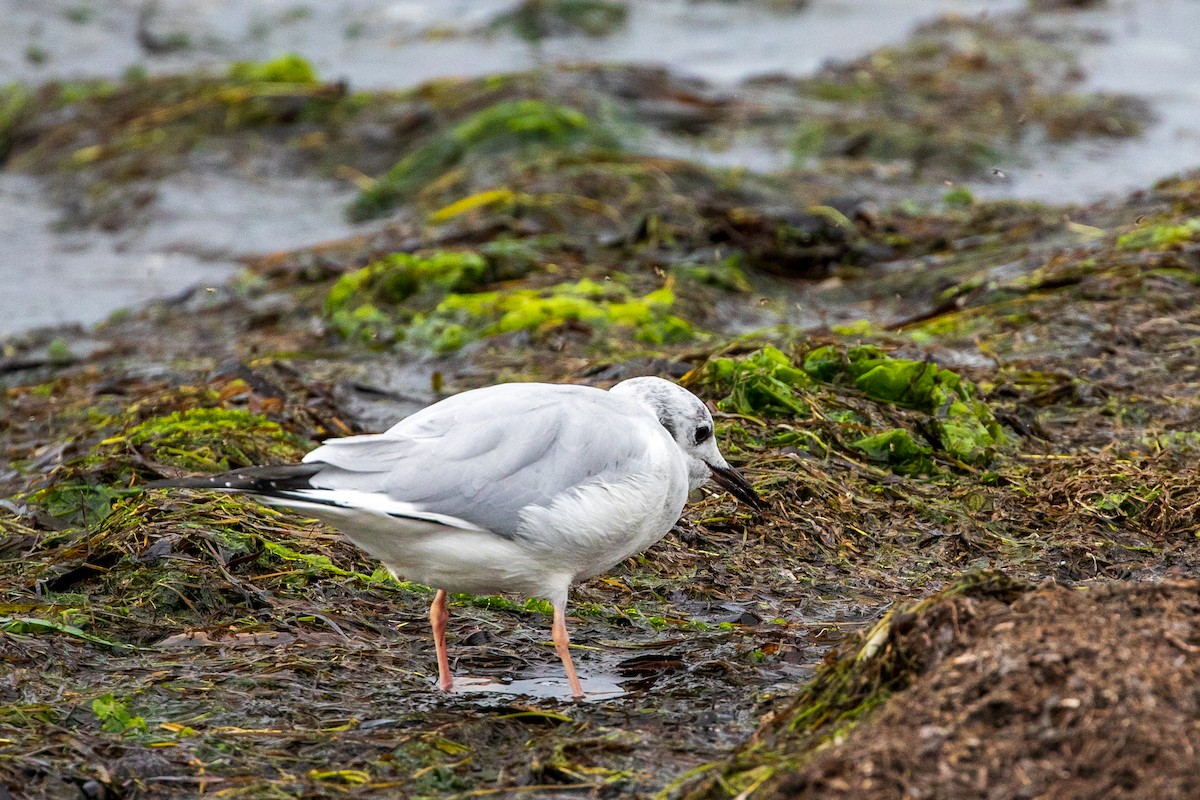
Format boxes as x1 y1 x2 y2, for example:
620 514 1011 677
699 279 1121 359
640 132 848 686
516 441 689 583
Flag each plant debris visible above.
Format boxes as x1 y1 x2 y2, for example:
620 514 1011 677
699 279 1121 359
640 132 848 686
2 11 1199 799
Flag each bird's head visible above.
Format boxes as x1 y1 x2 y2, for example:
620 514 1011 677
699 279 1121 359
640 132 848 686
609 376 762 508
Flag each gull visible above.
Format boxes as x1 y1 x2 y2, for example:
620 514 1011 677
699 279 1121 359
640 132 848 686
150 377 760 698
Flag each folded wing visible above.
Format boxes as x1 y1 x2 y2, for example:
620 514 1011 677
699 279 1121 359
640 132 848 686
302 383 664 538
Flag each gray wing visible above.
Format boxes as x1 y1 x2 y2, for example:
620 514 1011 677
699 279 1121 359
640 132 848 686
302 383 664 537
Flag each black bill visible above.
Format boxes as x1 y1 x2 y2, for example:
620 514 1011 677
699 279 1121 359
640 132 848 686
710 464 764 509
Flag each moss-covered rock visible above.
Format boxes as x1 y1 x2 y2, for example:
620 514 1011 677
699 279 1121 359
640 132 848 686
349 99 619 221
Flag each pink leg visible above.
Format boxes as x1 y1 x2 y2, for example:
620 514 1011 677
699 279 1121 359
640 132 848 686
551 597 584 700
430 589 453 692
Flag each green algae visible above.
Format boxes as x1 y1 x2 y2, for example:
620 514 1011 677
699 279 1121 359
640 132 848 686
706 346 813 417
227 53 318 85
703 344 1006 469
478 235 562 279
807 344 1006 465
349 99 619 221
322 244 695 352
5 54 348 184
46 337 73 364
22 384 314 530
0 617 134 651
328 251 489 305
101 407 309 473
673 255 753 293
67 492 369 623
1032 91 1145 140
848 428 934 475
0 83 34 160
32 483 127 526
91 693 148 735
943 185 975 207
324 251 490 343
1144 431 1200 454
259 539 363 579
408 278 695 352
1116 218 1200 251
828 319 879 337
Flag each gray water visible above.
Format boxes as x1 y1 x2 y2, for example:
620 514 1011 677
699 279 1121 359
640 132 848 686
1 0 1025 88
2 0 1198 336
975 0 1200 202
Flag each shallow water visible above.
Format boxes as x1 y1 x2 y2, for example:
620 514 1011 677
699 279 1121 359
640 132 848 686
0 170 366 335
1 0 1022 89
448 672 626 701
0 173 236 334
975 0 1200 203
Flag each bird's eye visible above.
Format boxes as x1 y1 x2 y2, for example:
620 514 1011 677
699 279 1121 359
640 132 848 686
694 424 713 445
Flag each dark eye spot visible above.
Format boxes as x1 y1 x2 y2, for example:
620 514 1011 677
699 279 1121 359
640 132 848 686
694 424 713 445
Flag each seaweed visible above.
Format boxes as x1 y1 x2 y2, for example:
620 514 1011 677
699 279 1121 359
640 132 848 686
1116 218 1200 251
705 346 813 417
407 278 696 352
324 251 491 343
672 573 1033 800
348 99 620 220
112 407 310 472
493 0 630 42
782 16 1148 178
703 344 1006 469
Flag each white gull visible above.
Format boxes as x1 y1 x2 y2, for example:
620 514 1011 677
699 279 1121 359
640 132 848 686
151 377 760 698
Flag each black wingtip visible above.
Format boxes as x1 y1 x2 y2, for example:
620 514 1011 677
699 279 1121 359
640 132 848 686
147 463 323 492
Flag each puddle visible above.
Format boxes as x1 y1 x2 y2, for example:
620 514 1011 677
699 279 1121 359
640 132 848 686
447 673 626 701
135 170 366 257
0 173 239 336
0 169 367 337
